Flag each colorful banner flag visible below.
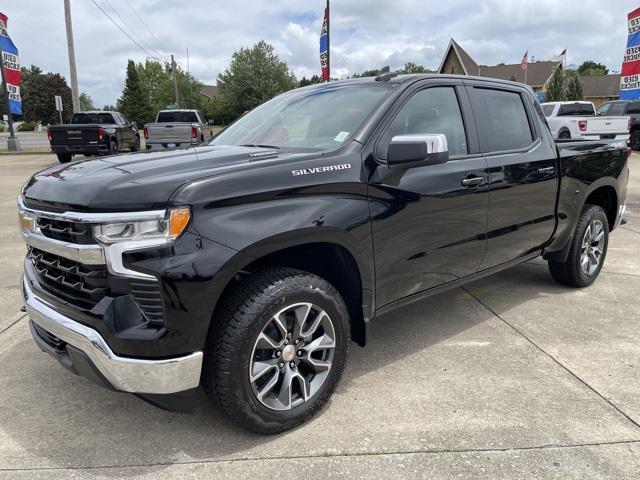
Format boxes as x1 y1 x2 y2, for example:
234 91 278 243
319 1 330 82
620 7 640 100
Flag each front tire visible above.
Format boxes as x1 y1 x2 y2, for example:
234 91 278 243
630 130 640 151
203 267 350 434
548 205 609 287
130 136 140 151
108 139 119 156
56 153 72 163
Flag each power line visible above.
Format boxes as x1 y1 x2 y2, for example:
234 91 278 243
90 0 160 60
124 0 161 45
102 0 164 61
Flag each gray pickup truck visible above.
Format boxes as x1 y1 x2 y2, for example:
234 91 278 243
143 109 213 149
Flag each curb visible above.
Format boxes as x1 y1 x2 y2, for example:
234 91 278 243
0 151 52 156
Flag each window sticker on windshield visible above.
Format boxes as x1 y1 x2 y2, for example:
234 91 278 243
334 131 349 142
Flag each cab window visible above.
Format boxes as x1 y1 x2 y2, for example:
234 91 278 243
381 87 468 159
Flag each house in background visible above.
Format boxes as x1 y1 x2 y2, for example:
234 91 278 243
200 84 219 102
580 74 621 106
437 39 620 105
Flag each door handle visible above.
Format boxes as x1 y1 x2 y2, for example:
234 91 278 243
462 176 485 187
537 166 555 174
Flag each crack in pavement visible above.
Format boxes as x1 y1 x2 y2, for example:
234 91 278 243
461 286 640 433
0 313 25 336
2 439 640 473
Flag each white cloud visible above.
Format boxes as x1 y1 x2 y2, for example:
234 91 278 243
6 0 638 106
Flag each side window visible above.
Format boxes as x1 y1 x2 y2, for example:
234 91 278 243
596 103 611 115
473 88 534 152
383 87 468 157
609 103 625 116
626 102 640 114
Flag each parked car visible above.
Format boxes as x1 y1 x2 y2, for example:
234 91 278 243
47 111 140 163
143 109 212 149
541 101 630 141
596 100 640 150
19 74 629 434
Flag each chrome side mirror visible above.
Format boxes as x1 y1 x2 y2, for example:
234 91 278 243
387 134 449 166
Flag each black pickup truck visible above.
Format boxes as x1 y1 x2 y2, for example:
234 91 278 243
19 74 629 434
47 111 140 163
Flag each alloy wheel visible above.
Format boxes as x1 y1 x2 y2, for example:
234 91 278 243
249 302 336 411
580 219 605 275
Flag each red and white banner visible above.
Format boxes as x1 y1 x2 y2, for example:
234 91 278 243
0 12 21 115
620 7 640 100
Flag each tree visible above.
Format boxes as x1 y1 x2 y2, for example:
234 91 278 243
351 69 379 78
565 71 584 101
217 41 297 120
545 66 565 102
117 59 153 126
577 60 608 76
298 74 323 87
19 65 73 124
136 59 203 112
102 104 116 111
79 92 95 111
397 62 431 74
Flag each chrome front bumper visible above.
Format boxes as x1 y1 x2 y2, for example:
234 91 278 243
22 276 203 395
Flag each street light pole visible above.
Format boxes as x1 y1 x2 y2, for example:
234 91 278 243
64 0 80 113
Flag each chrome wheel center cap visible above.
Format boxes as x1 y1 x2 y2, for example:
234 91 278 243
282 345 295 362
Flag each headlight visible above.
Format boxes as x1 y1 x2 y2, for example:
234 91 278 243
93 207 191 245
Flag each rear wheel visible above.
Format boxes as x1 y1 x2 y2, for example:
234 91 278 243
56 153 72 163
203 267 350 434
548 205 609 287
130 136 140 151
108 139 119 155
630 130 640 151
559 130 571 139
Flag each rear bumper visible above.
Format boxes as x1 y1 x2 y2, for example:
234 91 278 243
22 275 203 395
50 144 109 154
580 133 630 141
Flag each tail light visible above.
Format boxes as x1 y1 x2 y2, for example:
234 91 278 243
578 120 587 132
98 127 105 141
627 146 632 158
143 127 149 139
191 126 198 140
46 128 52 142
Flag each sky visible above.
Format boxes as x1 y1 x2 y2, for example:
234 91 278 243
4 0 639 107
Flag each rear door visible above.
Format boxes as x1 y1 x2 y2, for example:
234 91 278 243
465 81 558 269
369 79 490 307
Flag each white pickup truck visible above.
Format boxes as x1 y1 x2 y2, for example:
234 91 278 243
143 109 213 149
541 101 630 141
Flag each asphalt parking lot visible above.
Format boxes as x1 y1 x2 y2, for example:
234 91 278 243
0 153 639 479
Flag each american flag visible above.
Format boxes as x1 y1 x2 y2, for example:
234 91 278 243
520 50 528 71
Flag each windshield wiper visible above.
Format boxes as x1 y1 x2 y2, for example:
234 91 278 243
239 144 281 150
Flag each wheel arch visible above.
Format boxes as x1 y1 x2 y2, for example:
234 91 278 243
213 235 372 347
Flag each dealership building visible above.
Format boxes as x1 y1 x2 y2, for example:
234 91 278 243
438 39 621 106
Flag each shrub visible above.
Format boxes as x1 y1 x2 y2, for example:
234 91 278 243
17 121 37 132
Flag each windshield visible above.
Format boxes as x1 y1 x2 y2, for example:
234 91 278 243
157 111 199 123
211 84 392 151
541 104 555 117
72 113 116 124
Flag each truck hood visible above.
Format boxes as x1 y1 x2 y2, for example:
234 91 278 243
23 145 290 212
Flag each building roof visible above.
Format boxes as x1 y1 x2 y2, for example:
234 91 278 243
580 74 621 98
200 84 219 99
479 61 562 87
438 39 479 75
437 38 561 88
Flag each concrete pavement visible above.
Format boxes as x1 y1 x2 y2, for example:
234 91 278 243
0 154 639 479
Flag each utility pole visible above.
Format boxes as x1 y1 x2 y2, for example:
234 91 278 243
64 0 80 112
171 54 179 108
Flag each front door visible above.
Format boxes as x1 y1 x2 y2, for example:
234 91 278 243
465 82 558 268
368 82 490 308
